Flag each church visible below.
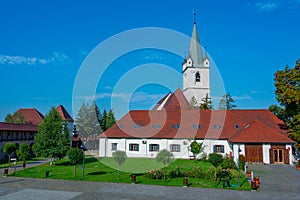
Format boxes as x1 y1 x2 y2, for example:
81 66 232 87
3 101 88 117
98 20 294 165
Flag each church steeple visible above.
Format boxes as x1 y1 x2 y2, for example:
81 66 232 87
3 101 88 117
182 13 210 104
188 13 204 67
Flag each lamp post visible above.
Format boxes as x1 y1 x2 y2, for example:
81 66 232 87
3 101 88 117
80 144 87 181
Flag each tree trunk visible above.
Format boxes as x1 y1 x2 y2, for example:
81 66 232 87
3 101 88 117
118 165 120 181
74 165 76 177
8 155 11 166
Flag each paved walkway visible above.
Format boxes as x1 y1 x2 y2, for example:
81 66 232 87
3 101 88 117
0 163 299 199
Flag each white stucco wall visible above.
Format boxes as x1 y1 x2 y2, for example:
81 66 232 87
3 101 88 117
262 144 271 164
99 138 234 160
286 144 293 165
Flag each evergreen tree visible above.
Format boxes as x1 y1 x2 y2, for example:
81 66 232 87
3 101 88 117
33 107 69 160
188 96 199 110
200 93 212 110
218 92 237 110
75 102 102 149
106 109 116 130
101 109 107 131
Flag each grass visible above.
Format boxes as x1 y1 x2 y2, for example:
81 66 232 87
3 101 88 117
11 156 251 190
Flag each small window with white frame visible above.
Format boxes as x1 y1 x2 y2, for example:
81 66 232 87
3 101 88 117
170 144 181 152
111 143 117 151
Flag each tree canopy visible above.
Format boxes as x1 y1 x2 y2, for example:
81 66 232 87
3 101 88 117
113 150 127 180
188 96 199 110
200 93 213 110
67 148 83 177
190 139 204 158
272 59 300 149
218 92 237 110
5 112 25 124
17 143 30 162
33 107 70 159
3 142 16 166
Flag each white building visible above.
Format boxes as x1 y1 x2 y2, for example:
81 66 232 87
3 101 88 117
98 19 294 165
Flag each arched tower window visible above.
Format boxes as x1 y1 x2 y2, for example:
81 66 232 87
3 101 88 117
195 72 200 82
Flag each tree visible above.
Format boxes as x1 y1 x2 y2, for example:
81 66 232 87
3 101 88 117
268 104 287 122
106 109 116 130
3 142 16 166
67 148 83 177
189 139 204 158
33 107 70 160
273 59 300 149
218 92 237 110
156 149 174 181
100 109 107 131
5 114 13 123
200 93 212 110
17 143 30 164
75 102 103 149
113 151 127 180
188 96 199 110
5 112 25 124
208 153 224 181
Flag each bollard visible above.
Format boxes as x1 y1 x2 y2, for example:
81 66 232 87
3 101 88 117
131 174 136 184
254 177 260 188
183 177 188 187
3 167 8 177
251 181 257 190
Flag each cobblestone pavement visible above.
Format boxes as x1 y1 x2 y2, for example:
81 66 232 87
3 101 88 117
0 164 299 200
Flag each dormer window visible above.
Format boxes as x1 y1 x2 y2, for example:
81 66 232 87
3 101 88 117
195 72 200 82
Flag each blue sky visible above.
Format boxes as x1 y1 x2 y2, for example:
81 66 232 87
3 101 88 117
0 0 299 120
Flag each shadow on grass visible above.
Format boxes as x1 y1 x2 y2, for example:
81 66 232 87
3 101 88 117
87 171 108 176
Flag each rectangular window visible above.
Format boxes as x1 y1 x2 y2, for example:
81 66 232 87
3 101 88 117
129 143 139 151
170 144 181 152
149 144 160 152
111 143 117 151
213 145 225 153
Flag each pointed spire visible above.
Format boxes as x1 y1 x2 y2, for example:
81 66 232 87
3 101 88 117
189 12 204 67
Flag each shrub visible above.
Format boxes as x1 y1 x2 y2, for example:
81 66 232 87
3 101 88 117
221 156 237 170
192 166 205 179
146 170 163 180
208 153 223 168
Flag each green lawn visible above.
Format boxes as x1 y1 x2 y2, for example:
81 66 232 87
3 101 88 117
11 157 251 190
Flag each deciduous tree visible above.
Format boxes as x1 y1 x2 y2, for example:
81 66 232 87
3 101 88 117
113 150 127 180
273 59 300 149
67 148 83 177
3 142 16 166
33 107 69 160
156 149 174 181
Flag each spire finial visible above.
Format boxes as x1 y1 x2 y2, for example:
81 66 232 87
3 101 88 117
193 11 196 24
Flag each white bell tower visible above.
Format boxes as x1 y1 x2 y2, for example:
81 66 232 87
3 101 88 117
183 15 210 105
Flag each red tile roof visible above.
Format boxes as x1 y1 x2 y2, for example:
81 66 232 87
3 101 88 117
229 120 293 144
56 105 74 122
99 109 288 141
152 88 189 110
15 108 44 125
0 122 38 131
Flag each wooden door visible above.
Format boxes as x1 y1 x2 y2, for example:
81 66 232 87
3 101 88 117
245 144 263 163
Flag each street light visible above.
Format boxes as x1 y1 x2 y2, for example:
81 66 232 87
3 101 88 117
80 144 87 181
